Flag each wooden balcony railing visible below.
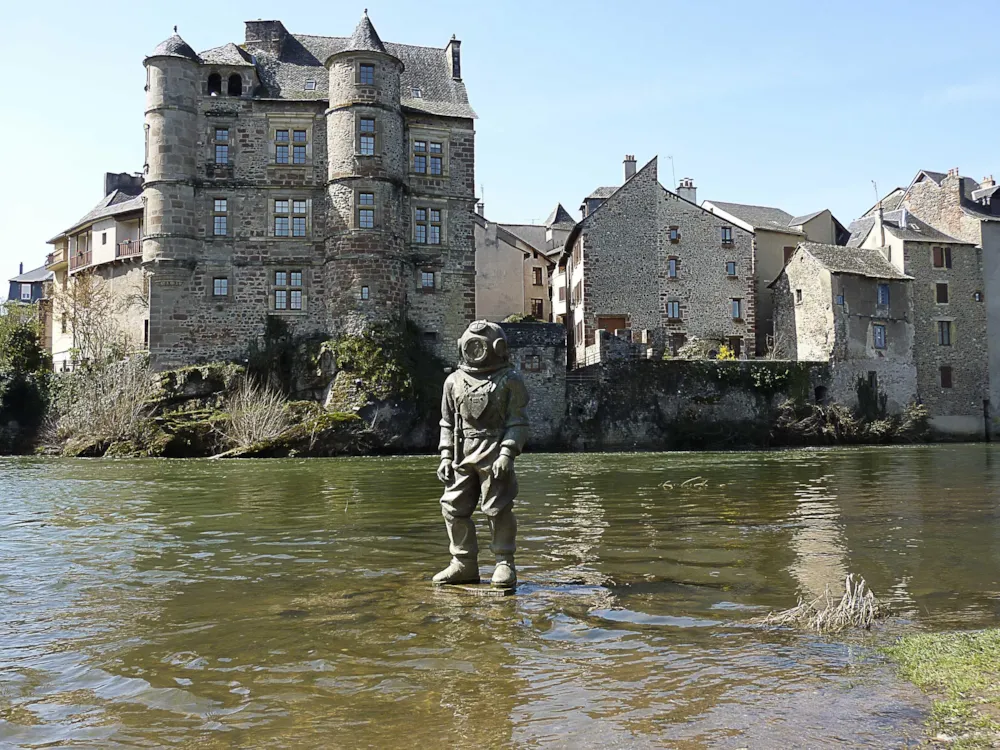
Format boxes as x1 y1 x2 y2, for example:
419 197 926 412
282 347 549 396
116 240 142 258
69 251 92 271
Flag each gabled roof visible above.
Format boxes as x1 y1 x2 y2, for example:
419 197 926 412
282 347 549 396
500 224 547 251
48 189 144 243
882 209 972 244
846 216 875 247
914 170 947 186
149 34 200 62
788 209 827 226
238 32 475 118
9 265 53 284
343 12 388 54
545 203 575 228
584 186 618 201
199 42 254 66
796 242 911 281
862 187 907 218
705 201 804 235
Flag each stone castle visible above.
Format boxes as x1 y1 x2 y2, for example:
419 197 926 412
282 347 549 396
140 13 476 366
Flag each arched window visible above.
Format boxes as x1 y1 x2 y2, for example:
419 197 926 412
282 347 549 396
208 73 222 96
228 74 243 96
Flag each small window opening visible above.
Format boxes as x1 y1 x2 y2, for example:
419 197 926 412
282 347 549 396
227 74 243 96
361 286 370 300
208 73 222 96
411 87 422 98
814 385 828 405
304 79 316 91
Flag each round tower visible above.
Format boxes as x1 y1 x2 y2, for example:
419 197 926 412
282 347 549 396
143 34 200 266
324 12 408 334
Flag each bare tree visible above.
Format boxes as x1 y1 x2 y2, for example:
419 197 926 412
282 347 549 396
51 270 139 367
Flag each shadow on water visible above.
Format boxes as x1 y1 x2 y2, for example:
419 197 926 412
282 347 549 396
1 445 999 747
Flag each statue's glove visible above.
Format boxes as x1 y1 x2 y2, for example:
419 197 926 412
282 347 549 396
491 453 513 481
437 457 454 485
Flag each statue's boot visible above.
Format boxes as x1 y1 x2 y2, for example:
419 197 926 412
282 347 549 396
491 556 517 588
432 556 479 585
489 508 517 588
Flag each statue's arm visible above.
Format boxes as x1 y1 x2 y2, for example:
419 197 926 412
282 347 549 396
438 377 456 460
499 374 530 459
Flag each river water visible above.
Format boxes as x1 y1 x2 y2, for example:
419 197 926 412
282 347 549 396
1 446 999 748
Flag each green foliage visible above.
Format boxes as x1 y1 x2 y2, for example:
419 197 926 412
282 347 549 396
502 313 542 323
886 630 1000 748
0 303 51 452
715 344 737 361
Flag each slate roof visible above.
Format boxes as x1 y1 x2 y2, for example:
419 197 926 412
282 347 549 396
343 12 388 54
707 201 804 235
10 265 53 284
199 42 253 66
545 203 575 228
798 242 910 281
862 187 907 218
237 23 476 118
883 209 971 244
500 224 547 251
788 209 826 226
584 187 618 200
846 216 875 247
916 170 947 186
149 34 200 62
50 189 144 241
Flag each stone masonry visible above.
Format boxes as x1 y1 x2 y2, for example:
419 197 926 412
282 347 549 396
142 14 476 368
563 157 755 366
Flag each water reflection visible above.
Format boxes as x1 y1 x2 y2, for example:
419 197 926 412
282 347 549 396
2 446 999 746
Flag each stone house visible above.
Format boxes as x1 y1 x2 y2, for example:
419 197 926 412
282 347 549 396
771 242 916 413
848 207 986 437
883 169 1000 432
702 200 848 355
45 172 146 371
119 13 476 369
559 156 756 366
473 204 569 323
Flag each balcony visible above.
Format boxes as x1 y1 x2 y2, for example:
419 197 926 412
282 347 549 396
116 240 142 259
69 250 92 271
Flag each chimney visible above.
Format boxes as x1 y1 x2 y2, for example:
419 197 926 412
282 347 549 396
983 175 996 188
445 35 461 80
19 262 23 275
899 206 908 229
877 204 885 246
104 172 143 197
623 155 637 181
948 167 960 179
476 201 484 216
245 20 288 57
677 177 697 203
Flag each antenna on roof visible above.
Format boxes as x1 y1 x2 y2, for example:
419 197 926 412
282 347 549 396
667 155 677 190
871 180 879 207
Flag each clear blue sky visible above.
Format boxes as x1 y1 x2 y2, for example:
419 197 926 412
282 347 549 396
3 0 998 283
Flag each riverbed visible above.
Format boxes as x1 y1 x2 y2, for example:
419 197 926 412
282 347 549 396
2 446 999 747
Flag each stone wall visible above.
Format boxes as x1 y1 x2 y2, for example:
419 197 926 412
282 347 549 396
500 322 566 448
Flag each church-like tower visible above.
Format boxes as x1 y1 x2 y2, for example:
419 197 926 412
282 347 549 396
324 13 409 334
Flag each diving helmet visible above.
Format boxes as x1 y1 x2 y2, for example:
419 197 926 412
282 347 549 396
457 320 509 372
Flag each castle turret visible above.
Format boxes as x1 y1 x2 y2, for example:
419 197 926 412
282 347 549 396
143 34 200 266
324 12 408 332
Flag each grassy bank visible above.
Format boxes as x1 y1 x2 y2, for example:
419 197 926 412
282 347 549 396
886 629 1000 748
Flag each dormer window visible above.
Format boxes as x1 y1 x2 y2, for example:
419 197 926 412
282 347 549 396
304 79 316 91
411 87 422 98
359 64 375 86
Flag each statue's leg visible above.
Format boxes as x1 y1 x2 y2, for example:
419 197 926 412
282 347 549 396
433 470 480 584
483 469 518 588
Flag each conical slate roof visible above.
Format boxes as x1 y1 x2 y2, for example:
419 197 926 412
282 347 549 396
345 11 387 53
149 34 200 62
545 203 575 228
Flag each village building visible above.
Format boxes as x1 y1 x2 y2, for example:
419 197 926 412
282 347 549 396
847 207 986 437
557 156 755 366
473 204 569 323
45 172 146 371
46 14 477 370
771 242 916 413
7 263 52 306
702 200 848 355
